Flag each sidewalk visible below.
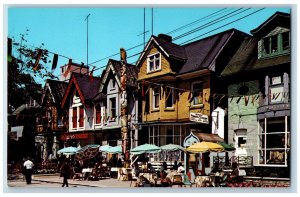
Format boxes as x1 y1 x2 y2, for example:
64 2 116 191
32 173 132 188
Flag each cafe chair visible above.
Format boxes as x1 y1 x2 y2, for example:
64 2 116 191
118 168 128 181
171 174 183 187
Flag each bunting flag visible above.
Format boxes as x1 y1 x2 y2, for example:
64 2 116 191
275 92 281 100
218 94 225 104
256 94 260 101
236 96 242 104
51 54 58 71
33 49 43 71
63 59 72 77
230 96 234 103
244 95 249 106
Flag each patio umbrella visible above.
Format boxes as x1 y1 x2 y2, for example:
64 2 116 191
99 145 112 152
161 144 184 151
57 147 81 155
186 141 224 153
130 143 161 155
107 145 122 154
75 144 100 160
217 142 236 152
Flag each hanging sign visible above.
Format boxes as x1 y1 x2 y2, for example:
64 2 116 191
189 113 209 124
60 133 89 141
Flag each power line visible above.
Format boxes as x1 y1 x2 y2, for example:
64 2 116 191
180 8 266 44
166 8 229 35
173 8 249 41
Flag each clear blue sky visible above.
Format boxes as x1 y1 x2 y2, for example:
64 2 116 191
7 6 291 84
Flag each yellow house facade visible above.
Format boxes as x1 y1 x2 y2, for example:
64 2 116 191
136 31 248 161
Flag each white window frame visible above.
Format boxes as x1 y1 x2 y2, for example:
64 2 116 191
109 97 117 122
165 86 174 109
152 87 160 110
191 81 203 107
147 52 161 73
71 105 85 131
109 79 116 91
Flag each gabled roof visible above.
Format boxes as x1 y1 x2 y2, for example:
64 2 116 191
179 29 245 74
61 73 101 108
136 29 249 75
99 59 138 92
250 11 290 37
42 79 68 105
221 37 290 77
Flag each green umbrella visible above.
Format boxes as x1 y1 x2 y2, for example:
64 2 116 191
160 144 184 151
130 143 161 155
217 142 236 152
107 145 122 154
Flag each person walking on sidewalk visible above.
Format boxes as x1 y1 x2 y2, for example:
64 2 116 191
60 160 72 187
23 157 34 184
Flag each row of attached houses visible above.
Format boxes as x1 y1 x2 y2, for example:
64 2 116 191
33 11 290 177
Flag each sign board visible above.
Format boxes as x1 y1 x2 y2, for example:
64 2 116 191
189 113 209 124
60 133 89 141
183 132 199 147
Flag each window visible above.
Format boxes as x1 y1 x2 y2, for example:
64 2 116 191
165 87 174 108
262 31 290 58
258 117 290 166
79 106 84 127
269 75 284 104
153 87 160 110
147 53 161 73
234 129 247 148
191 82 203 106
109 97 116 120
110 79 116 90
72 107 77 128
95 104 101 124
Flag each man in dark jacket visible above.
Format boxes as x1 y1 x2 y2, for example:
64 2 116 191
60 160 72 187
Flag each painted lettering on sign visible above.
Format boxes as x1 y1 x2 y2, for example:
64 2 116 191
189 113 209 124
60 133 89 140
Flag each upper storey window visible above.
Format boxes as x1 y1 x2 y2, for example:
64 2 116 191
147 53 161 73
261 31 290 58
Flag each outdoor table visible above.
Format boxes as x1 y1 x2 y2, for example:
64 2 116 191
82 168 93 180
118 168 132 181
195 175 213 187
110 167 119 178
139 172 158 185
166 171 184 184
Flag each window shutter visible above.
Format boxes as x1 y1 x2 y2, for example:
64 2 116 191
79 106 84 127
73 108 77 128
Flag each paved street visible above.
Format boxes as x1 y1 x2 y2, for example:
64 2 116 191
6 173 136 188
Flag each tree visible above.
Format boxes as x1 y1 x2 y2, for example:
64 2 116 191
8 30 57 111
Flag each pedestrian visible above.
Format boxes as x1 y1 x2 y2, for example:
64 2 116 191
172 161 178 171
23 157 34 184
177 162 185 173
60 160 72 187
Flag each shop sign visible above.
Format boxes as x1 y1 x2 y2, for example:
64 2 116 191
190 113 209 124
60 133 89 141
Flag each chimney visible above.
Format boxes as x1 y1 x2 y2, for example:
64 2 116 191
158 34 172 42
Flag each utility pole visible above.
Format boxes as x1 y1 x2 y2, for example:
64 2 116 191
120 48 129 165
84 14 91 68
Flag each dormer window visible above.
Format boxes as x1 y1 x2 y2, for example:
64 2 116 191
261 30 290 58
147 53 161 73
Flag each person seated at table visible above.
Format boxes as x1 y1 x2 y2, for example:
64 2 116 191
228 162 239 182
162 162 168 171
160 170 171 187
177 162 185 173
147 163 155 173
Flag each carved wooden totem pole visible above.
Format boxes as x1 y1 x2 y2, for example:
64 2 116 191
120 48 129 162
